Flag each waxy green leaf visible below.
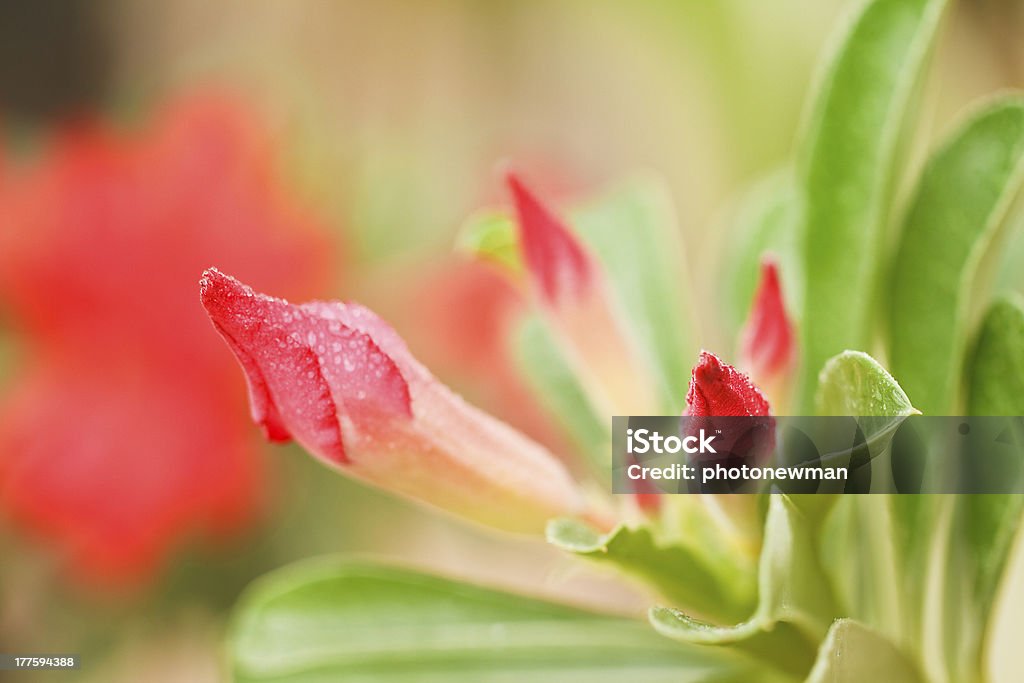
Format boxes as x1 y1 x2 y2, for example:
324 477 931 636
649 495 835 678
814 350 917 419
804 620 922 683
813 351 923 649
935 297 1024 680
229 559 761 683
889 98 1024 415
797 0 948 410
547 519 754 624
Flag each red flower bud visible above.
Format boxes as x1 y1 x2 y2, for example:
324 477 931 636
200 268 590 533
684 352 774 491
685 351 771 417
739 256 795 390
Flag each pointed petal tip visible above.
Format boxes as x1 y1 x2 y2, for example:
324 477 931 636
199 265 230 293
503 170 593 304
199 267 250 311
199 268 280 337
693 350 725 383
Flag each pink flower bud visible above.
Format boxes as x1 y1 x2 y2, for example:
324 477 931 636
200 268 590 533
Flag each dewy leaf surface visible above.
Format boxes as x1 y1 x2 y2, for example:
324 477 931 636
649 496 834 678
888 97 1024 415
797 0 947 410
229 559 764 683
804 620 922 683
814 350 917 419
546 519 754 625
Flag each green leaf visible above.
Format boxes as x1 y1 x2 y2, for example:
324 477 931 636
796 0 948 410
888 97 1024 415
968 295 1024 416
965 298 1024 611
513 314 610 475
649 496 835 678
804 620 922 683
229 559 761 683
546 519 754 624
814 350 917 418
935 297 1024 680
964 297 1024 616
814 350 918 475
814 351 921 646
571 175 696 413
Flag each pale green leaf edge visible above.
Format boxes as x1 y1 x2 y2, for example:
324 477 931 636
546 518 754 624
804 619 922 683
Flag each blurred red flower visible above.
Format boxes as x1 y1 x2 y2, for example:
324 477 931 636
0 93 337 586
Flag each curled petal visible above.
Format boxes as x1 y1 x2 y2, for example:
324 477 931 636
739 256 795 392
200 268 589 533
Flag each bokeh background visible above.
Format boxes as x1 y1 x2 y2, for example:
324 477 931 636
1 1 1023 681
